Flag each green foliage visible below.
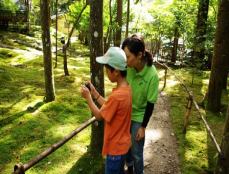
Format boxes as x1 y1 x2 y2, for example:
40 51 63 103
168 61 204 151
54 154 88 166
68 1 90 30
0 0 18 11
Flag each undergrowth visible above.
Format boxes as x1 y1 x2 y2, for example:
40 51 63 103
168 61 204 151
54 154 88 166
160 67 228 174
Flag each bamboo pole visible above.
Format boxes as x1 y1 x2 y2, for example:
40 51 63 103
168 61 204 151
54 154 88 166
156 61 222 155
13 117 96 174
155 61 167 91
183 95 193 134
193 101 222 154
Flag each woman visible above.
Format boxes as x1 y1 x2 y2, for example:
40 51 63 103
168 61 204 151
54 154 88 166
121 35 159 174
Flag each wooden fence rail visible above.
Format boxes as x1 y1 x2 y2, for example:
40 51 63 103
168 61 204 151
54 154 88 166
13 117 96 174
155 61 222 155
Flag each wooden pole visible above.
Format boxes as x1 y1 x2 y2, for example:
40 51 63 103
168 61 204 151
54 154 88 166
54 0 58 68
155 61 222 155
155 61 167 91
183 95 193 134
13 117 96 174
162 68 167 91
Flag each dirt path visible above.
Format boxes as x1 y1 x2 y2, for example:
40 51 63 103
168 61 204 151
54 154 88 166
144 92 181 174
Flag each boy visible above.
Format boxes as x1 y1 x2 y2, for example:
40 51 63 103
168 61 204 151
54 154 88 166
81 47 132 174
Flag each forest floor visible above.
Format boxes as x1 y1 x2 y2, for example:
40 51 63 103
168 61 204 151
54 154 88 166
144 92 181 174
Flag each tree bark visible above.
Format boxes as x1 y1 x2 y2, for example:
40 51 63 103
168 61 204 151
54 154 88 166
207 0 229 112
222 72 228 90
55 0 58 68
215 105 229 173
171 27 179 63
193 0 209 67
125 0 130 38
25 0 31 33
89 0 104 157
114 0 122 46
104 0 113 52
62 2 88 76
40 0 55 102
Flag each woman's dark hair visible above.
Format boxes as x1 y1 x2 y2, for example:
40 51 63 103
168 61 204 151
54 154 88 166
105 64 127 77
121 35 153 66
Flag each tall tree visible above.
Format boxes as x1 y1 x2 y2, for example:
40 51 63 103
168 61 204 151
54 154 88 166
114 0 122 46
62 1 88 76
193 0 209 67
25 0 31 32
171 26 179 63
125 0 130 38
40 0 55 102
207 0 229 112
215 105 229 173
89 0 104 156
104 0 113 52
55 0 58 68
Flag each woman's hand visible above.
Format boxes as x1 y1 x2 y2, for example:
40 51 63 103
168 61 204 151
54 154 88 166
135 127 145 141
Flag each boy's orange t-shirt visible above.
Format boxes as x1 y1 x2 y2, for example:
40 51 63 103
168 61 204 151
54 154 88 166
99 86 132 156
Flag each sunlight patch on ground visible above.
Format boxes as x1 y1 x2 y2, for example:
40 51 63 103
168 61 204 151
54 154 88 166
145 129 162 146
13 48 42 59
9 48 42 65
69 142 88 154
202 79 209 85
9 95 43 114
201 79 209 94
166 78 179 88
184 129 208 168
54 124 77 137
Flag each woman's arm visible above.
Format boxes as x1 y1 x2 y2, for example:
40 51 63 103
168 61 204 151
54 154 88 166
135 102 155 141
141 102 154 128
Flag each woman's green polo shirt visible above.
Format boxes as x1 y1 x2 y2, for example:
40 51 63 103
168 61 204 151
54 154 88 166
127 65 159 123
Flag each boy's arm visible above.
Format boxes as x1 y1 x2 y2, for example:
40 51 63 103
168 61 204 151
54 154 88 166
81 86 103 120
86 97 103 120
92 91 106 106
89 82 106 105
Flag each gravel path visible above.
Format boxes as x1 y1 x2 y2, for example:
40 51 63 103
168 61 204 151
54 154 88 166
144 92 181 174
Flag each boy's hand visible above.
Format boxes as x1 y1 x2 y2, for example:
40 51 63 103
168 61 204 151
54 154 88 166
87 81 99 99
81 85 91 101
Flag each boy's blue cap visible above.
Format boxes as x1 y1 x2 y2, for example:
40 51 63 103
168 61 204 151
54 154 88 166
96 47 127 71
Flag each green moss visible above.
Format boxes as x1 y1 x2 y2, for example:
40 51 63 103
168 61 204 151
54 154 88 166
162 67 228 174
0 32 102 174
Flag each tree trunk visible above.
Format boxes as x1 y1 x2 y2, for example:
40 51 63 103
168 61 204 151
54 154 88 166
25 0 31 33
104 0 112 52
114 0 122 46
40 0 55 102
63 46 69 76
171 27 179 63
62 2 88 76
89 0 104 157
207 0 229 112
222 72 228 90
125 0 130 38
55 0 58 68
193 0 209 67
215 106 229 173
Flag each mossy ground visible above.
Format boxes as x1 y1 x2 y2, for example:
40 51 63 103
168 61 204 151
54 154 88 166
159 67 228 173
0 30 106 174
